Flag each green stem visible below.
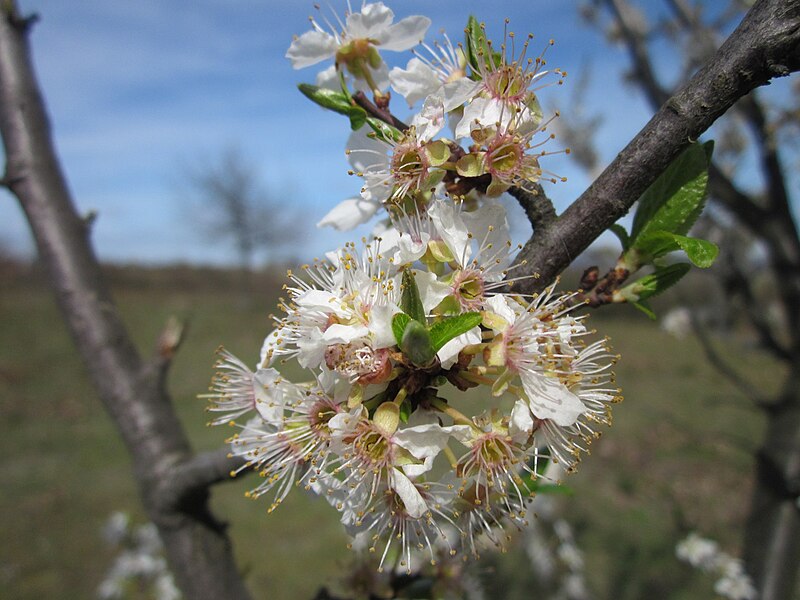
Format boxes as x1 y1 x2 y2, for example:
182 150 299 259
443 445 459 468
393 387 408 406
460 370 495 386
430 397 478 431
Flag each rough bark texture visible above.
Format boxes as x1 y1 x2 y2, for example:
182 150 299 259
0 5 251 599
513 0 800 296
581 1 800 597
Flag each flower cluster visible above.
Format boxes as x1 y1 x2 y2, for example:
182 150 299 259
676 532 757 600
289 2 567 232
97 512 180 600
204 2 621 573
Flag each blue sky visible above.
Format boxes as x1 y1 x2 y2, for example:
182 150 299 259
1 1 674 265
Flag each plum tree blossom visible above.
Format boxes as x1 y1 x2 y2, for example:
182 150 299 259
208 196 621 568
198 3 730 580
286 2 430 95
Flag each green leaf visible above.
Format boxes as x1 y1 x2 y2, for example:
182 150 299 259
297 83 368 130
401 270 426 324
391 312 411 346
633 301 657 320
428 312 483 352
464 15 501 74
609 224 630 251
630 141 713 243
622 263 692 303
634 230 719 268
366 117 402 143
401 319 436 366
398 399 412 424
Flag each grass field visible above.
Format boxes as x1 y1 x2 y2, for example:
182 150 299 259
0 265 782 599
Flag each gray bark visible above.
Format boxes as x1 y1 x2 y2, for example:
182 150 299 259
0 5 251 599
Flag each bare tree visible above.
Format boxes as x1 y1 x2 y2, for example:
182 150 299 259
569 1 800 597
1 1 798 599
181 146 302 277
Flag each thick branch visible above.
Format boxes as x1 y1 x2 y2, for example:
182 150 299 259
0 4 250 598
604 0 800 350
165 449 247 509
513 0 800 294
508 182 557 233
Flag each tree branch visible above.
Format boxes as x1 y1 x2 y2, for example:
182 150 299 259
513 0 800 294
165 449 247 509
687 306 767 406
0 4 251 598
507 182 557 233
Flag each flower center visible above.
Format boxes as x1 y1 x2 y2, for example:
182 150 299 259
485 64 528 103
390 135 429 196
350 422 393 468
486 135 524 178
453 269 486 311
325 343 390 383
458 430 517 483
309 399 341 439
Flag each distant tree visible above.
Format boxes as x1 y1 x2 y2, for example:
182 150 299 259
570 1 800 597
181 146 302 276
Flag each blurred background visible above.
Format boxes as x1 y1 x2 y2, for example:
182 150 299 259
1 1 797 598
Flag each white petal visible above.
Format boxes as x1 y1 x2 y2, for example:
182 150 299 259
254 370 285 424
369 303 400 349
414 269 451 313
347 128 389 172
390 58 441 106
378 16 431 51
345 2 394 39
295 289 348 317
455 97 504 139
462 200 512 279
483 295 515 330
389 468 428 519
322 323 370 344
428 197 470 267
396 423 471 462
317 197 380 231
314 64 340 91
286 30 338 69
411 91 447 141
441 78 481 112
377 227 427 265
259 328 281 366
509 399 534 438
437 326 481 369
521 371 586 427
296 329 327 369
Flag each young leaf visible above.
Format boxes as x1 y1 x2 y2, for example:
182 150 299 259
609 223 630 251
298 84 368 130
630 141 713 243
401 269 427 324
401 319 436 366
464 16 501 75
398 399 412 424
634 230 719 268
429 312 483 352
366 117 402 143
391 312 411 346
621 262 692 303
633 301 657 320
